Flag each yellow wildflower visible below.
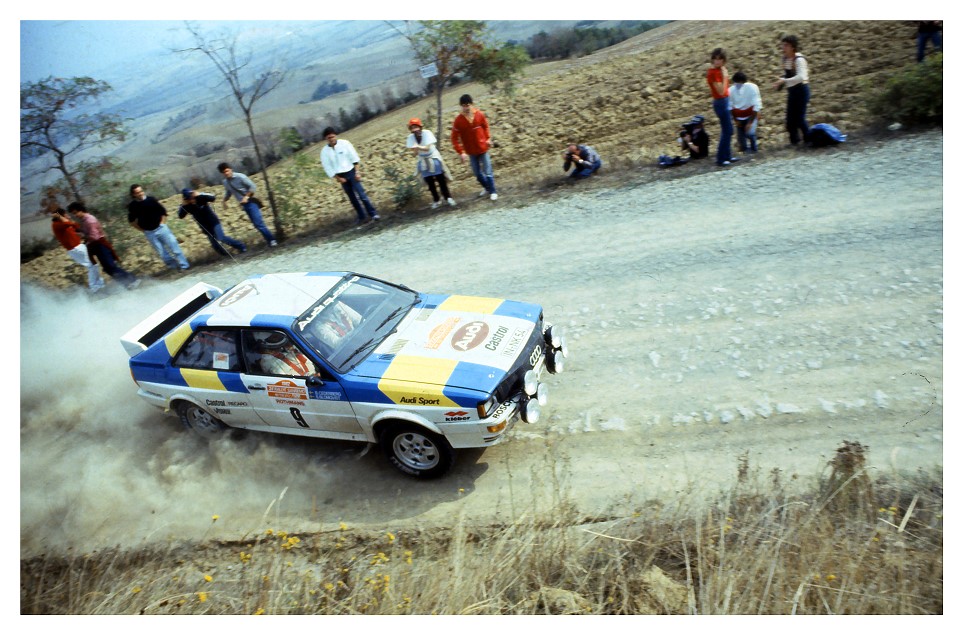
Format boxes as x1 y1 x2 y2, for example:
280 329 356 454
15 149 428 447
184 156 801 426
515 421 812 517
265 528 274 536
826 574 837 582
211 514 219 522
325 583 335 591
131 586 142 594
386 531 396 543
253 608 265 615
197 591 208 603
339 522 348 531
204 575 213 583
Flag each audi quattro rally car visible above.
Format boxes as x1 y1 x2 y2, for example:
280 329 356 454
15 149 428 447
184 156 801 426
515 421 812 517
120 272 568 478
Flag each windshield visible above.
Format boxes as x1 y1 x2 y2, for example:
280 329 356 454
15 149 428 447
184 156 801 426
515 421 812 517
294 274 418 372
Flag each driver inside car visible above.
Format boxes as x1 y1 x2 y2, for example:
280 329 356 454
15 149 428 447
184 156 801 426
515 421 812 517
253 331 316 377
314 300 362 349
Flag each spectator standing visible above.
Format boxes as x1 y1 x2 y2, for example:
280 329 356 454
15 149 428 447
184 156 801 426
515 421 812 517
319 127 381 225
773 35 810 146
451 94 498 201
217 163 278 246
406 118 455 209
707 48 738 167
127 184 190 271
729 71 763 153
562 144 603 179
67 201 139 289
679 115 710 159
916 21 942 62
178 189 247 256
48 198 105 292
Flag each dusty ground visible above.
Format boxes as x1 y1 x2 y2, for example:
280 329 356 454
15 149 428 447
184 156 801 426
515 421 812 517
19 129 942 556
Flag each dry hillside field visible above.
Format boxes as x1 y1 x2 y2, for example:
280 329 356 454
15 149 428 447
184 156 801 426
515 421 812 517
22 20 922 288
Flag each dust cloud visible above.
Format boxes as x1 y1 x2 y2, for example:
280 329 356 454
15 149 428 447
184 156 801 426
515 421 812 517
19 283 343 557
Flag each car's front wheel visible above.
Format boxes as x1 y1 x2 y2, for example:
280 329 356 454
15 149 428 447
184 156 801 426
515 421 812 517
380 423 454 479
176 401 228 438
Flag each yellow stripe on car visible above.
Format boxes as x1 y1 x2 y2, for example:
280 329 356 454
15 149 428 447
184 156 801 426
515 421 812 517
437 295 503 314
378 355 460 407
180 368 226 391
164 322 194 357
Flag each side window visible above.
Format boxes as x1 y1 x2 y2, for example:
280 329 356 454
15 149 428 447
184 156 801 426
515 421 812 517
174 329 240 371
242 329 320 378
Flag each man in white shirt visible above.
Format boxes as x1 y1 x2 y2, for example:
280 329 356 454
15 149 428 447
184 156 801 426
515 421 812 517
320 127 381 225
729 71 763 153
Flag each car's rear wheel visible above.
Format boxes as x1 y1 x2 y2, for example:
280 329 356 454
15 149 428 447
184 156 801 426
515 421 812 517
380 423 454 479
176 402 227 438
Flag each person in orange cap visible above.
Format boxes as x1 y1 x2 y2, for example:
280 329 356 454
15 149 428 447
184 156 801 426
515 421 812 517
406 117 455 209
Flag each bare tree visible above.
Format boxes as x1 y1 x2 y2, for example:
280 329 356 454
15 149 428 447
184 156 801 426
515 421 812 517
176 23 287 241
20 76 128 203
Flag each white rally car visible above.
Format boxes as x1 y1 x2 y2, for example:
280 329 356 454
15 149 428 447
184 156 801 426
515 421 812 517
121 272 568 478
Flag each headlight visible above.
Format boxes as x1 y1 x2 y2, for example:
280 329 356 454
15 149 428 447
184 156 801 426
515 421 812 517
476 396 496 418
537 383 549 406
558 335 568 358
523 370 538 395
522 398 541 424
545 324 564 349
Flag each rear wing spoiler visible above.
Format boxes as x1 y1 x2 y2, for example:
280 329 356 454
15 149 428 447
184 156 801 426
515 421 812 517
120 282 223 357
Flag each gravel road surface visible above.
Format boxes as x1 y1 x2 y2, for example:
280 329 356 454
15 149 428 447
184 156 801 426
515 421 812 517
20 132 943 554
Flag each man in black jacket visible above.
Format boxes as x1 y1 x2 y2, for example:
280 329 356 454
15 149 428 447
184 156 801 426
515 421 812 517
178 189 247 256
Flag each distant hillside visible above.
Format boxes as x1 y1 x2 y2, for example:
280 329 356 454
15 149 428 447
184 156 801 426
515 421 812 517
22 20 933 290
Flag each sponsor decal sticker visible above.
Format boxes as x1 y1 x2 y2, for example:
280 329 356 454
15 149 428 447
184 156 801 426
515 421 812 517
296 276 360 331
268 380 308 402
425 317 461 350
212 352 231 369
218 283 257 307
399 395 442 406
444 410 471 422
485 325 509 351
530 344 543 368
213 407 232 415
490 400 514 420
502 328 528 357
451 321 490 352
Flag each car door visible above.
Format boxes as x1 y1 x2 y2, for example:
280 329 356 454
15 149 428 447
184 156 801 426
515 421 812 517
239 329 365 440
171 328 260 426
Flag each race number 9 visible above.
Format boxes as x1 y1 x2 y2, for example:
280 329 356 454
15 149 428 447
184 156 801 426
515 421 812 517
290 407 309 428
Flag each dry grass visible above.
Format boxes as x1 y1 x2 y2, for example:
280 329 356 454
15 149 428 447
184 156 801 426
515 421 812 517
21 441 942 615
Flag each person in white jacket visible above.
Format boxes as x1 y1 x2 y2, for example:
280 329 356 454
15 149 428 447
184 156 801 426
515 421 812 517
320 127 381 225
729 71 763 153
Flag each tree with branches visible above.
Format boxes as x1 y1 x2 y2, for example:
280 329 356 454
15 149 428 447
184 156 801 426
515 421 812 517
177 23 287 241
20 76 129 203
391 21 528 139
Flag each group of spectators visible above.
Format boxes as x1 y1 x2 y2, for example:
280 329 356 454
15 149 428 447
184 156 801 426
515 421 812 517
48 24 942 293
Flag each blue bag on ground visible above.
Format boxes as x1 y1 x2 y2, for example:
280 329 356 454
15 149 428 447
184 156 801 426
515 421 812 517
809 123 847 147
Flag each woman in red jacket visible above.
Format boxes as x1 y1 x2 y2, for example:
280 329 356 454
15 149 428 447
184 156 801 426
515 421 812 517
707 48 737 167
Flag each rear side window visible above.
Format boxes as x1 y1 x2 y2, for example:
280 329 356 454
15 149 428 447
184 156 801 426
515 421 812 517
174 329 241 371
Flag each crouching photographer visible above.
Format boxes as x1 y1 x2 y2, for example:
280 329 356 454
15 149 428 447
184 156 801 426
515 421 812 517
562 144 603 179
678 116 710 159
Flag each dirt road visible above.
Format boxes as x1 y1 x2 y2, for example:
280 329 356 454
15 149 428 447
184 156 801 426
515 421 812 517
19 132 943 555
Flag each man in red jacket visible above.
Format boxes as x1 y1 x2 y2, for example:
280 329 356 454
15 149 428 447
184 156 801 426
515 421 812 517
451 94 498 201
47 196 105 292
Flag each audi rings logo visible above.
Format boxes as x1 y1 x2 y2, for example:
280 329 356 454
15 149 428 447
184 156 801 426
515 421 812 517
530 344 543 367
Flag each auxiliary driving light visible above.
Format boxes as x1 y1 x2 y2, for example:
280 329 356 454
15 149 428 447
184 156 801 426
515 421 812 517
537 382 549 406
523 370 538 395
522 398 541 424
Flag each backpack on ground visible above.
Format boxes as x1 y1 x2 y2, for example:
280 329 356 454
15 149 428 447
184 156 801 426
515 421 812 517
658 154 689 167
809 123 847 147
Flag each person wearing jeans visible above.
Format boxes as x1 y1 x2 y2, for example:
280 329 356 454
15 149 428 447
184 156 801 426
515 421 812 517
707 48 737 166
178 189 247 256
217 162 278 246
729 71 762 153
127 183 190 270
319 127 381 225
451 94 498 200
562 144 603 179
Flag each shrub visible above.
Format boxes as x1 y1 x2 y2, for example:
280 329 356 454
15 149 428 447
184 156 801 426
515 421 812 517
382 164 422 210
866 54 942 126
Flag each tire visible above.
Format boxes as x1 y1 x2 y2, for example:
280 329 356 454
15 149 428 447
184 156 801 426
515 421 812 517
176 401 228 439
380 423 454 479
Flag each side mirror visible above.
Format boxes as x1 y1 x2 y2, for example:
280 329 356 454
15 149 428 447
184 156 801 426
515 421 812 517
306 375 325 388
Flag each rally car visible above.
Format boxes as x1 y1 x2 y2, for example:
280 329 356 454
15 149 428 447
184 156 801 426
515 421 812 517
120 272 568 478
